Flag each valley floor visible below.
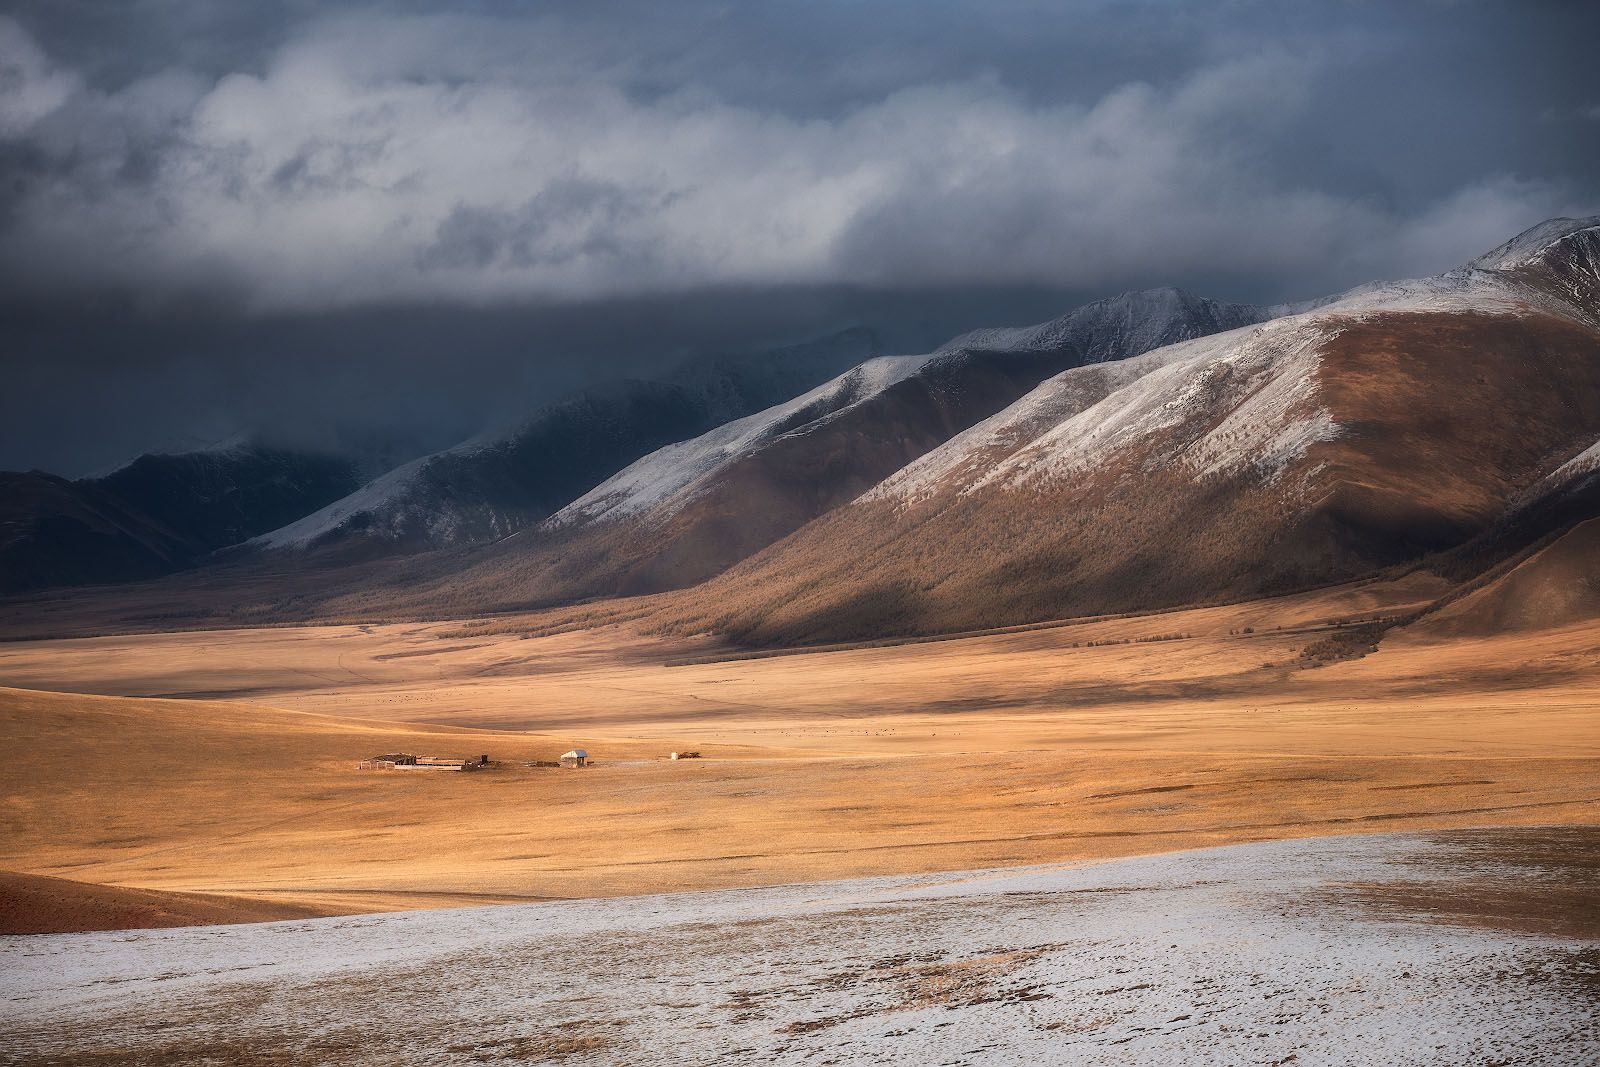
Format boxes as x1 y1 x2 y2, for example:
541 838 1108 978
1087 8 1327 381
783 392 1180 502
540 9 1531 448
1 574 1597 916
3 828 1595 1065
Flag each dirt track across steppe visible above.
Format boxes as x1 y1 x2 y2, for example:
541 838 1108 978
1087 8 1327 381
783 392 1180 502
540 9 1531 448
2 574 1597 927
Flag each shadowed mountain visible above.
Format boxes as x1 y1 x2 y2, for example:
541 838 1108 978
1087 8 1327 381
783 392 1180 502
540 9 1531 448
0 444 361 595
1404 423 1600 637
249 329 881 556
648 217 1600 645
1416 517 1600 637
0 472 194 594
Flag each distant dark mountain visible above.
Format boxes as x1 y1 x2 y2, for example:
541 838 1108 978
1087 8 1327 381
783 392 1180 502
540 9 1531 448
0 472 189 593
0 443 361 594
91 445 363 552
251 328 881 554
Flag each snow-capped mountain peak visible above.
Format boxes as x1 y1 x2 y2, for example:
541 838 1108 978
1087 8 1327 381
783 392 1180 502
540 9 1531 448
547 354 934 529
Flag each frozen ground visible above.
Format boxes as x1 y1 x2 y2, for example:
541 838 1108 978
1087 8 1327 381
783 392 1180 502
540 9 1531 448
3 829 1596 1065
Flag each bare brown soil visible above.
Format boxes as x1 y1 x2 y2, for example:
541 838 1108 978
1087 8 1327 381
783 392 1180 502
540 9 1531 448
1332 826 1600 941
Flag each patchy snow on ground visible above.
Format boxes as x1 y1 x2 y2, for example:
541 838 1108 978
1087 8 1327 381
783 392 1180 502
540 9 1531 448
4 831 1595 1066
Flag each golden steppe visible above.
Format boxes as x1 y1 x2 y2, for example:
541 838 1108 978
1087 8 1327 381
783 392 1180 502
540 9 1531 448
2 571 1597 926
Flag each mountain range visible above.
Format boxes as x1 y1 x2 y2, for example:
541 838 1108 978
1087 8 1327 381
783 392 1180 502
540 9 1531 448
431 288 1268 605
4 217 1598 647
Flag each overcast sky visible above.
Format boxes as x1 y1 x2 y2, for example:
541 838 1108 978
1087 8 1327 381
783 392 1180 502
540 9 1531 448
3 0 1598 474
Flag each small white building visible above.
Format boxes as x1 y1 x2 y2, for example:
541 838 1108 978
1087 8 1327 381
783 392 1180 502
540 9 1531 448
560 749 588 768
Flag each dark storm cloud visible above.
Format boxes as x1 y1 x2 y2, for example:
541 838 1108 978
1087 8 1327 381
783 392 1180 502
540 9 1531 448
0 283 1090 476
1 1 1597 472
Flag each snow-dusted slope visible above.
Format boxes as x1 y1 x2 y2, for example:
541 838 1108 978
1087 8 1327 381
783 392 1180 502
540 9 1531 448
6 831 1595 1065
550 288 1268 535
863 321 1318 506
248 381 710 551
250 450 456 549
1277 215 1600 325
1468 214 1600 271
872 218 1600 510
1543 436 1600 489
868 313 1346 508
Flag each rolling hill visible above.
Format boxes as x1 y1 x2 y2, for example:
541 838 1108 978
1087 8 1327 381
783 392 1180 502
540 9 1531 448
0 871 333 935
1417 518 1600 637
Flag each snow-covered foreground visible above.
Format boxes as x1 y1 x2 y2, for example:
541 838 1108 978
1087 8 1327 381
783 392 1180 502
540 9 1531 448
3 830 1596 1065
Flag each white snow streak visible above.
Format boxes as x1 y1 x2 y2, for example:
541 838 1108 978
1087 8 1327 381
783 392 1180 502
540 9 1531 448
547 354 932 528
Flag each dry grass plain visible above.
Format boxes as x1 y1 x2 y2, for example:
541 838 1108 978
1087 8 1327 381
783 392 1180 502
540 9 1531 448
2 572 1597 926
